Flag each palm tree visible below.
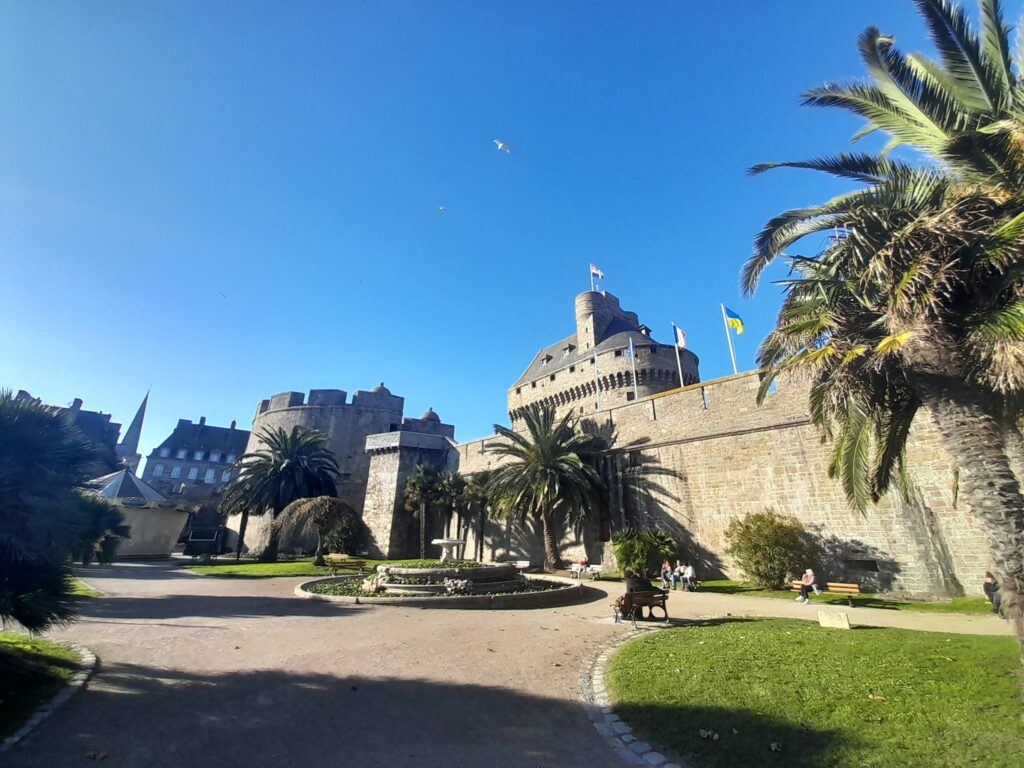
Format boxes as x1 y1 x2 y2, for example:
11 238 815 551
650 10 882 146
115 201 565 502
744 0 1024 639
485 404 607 571
0 390 107 631
221 426 339 562
403 464 439 558
462 470 493 561
435 471 467 539
274 496 356 566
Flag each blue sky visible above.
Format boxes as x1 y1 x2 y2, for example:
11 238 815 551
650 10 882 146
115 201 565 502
2 1 940 459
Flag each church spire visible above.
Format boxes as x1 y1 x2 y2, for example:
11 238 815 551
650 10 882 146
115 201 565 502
116 391 148 472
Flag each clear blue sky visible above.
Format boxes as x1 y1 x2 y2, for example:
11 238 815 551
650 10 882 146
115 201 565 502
2 1 940 460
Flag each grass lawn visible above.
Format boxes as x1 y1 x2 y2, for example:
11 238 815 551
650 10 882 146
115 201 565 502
699 580 992 615
607 619 1022 768
69 577 102 598
0 633 82 740
186 557 456 578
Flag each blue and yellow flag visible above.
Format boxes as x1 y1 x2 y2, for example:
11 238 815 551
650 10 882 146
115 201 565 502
724 306 744 335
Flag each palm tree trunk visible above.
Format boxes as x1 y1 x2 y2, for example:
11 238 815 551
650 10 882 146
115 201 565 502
913 370 1024 649
235 510 250 561
259 518 281 563
477 503 486 561
313 529 326 567
540 508 563 572
419 501 427 559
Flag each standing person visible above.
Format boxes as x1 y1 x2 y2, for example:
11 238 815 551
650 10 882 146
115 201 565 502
796 568 820 603
660 560 674 590
983 572 1002 615
683 562 697 592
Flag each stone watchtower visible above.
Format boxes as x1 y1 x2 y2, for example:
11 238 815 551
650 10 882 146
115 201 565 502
507 291 700 422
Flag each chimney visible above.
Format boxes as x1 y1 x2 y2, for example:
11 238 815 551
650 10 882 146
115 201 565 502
70 398 83 413
199 416 207 427
230 420 236 430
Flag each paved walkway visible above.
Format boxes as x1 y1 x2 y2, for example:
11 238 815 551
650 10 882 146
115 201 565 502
6 563 1009 768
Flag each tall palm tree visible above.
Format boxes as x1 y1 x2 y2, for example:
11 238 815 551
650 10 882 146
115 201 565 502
435 471 467 539
744 0 1024 639
462 470 493 561
403 463 439 558
485 404 607 571
222 426 338 562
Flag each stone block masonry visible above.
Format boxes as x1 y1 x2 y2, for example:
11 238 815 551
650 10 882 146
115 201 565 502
458 371 1001 598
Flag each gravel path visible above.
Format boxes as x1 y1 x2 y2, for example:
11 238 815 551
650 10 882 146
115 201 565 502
5 562 1009 767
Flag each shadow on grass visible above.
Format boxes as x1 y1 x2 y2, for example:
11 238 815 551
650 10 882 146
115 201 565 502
614 701 851 768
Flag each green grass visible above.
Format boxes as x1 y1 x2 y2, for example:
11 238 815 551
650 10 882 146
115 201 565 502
186 557 463 578
607 619 1022 768
69 577 102 598
0 633 82 739
699 580 992 614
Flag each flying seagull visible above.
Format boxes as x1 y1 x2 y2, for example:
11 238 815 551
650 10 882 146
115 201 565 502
493 139 510 153
438 205 447 213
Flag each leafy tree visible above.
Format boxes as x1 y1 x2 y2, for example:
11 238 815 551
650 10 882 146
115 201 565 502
725 511 822 590
403 464 439 558
744 0 1024 637
611 528 676 577
221 426 338 562
0 391 112 631
486 404 607 571
274 496 358 566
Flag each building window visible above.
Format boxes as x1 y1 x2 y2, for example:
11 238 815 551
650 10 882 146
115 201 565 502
589 358 595 365
176 449 187 459
626 392 636 401
614 350 623 357
159 447 170 458
188 467 199 481
153 464 165 478
210 450 221 462
204 468 216 484
569 365 575 373
650 347 658 354
226 453 236 464
194 451 204 461
170 466 182 479
549 374 555 381
531 382 537 389
221 470 231 483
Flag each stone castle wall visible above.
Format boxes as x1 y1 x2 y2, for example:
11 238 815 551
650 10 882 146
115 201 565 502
458 371 998 598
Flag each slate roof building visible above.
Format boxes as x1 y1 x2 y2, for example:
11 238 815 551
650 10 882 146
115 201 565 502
15 390 123 471
507 291 701 422
89 469 167 505
115 392 148 473
140 417 251 502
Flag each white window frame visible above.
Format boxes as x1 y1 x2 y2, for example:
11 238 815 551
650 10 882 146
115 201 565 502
159 448 170 458
221 470 232 483
204 468 215 484
170 466 182 479
187 467 199 480
153 464 165 478
176 449 187 459
209 450 221 463
225 453 236 464
194 451 204 461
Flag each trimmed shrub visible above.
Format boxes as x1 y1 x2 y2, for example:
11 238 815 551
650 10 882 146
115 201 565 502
724 510 821 589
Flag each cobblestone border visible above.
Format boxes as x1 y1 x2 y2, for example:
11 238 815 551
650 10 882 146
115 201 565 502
0 642 98 754
579 623 686 767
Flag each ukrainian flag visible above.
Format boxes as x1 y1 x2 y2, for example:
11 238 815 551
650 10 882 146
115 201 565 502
724 306 744 335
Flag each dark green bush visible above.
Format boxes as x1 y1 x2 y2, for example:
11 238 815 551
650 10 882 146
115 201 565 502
322 511 367 555
612 528 676 576
724 510 821 589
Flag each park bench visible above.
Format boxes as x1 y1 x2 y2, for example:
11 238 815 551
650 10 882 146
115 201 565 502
569 563 604 580
325 554 367 575
790 580 862 607
499 560 532 573
612 590 669 629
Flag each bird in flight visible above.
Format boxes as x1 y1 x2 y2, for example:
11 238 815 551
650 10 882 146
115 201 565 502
438 205 447 213
219 291 227 299
493 139 510 154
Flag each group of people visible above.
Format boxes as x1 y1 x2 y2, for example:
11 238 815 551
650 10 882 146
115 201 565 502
659 560 698 591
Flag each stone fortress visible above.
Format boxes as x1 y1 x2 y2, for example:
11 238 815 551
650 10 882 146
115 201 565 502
508 291 700 422
235 384 458 558
226 288 999 599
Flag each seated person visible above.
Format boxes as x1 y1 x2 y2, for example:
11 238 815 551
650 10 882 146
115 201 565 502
625 569 658 593
983 572 1002 614
682 563 697 591
660 560 674 589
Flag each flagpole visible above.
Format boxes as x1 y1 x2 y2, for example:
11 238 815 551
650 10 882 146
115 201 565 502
672 323 685 389
721 303 738 375
629 338 638 400
590 262 594 292
594 348 601 411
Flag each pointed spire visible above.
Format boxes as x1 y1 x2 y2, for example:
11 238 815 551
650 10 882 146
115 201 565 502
116 392 148 472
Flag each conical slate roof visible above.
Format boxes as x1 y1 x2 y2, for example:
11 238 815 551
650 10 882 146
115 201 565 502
88 469 167 503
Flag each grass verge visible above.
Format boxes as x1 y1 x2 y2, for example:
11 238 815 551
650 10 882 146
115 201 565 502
607 618 1022 768
699 580 992 614
0 633 82 740
69 577 102 598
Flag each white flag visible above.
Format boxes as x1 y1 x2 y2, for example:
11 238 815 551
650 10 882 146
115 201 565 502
674 325 687 348
590 263 604 280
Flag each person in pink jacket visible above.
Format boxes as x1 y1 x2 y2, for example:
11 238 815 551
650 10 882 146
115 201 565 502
796 568 821 603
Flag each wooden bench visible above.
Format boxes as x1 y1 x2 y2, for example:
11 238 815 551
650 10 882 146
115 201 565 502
612 590 669 629
325 554 367 575
569 564 603 580
790 580 862 606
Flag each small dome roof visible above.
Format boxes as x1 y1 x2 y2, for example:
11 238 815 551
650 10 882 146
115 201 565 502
371 382 391 395
420 407 440 422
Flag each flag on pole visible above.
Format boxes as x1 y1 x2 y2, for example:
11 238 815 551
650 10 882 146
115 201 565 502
625 339 634 359
723 306 745 334
590 263 604 280
673 326 687 348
